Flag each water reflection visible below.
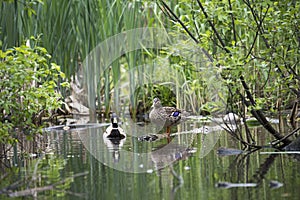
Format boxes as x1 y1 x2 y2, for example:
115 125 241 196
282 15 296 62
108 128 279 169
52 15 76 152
103 137 126 163
151 143 195 171
1 118 300 199
77 122 197 173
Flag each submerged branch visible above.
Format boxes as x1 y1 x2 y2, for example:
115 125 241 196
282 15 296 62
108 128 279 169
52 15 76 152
9 186 54 197
7 171 89 198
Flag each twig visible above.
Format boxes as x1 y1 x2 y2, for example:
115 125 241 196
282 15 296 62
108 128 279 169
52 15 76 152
191 3 201 40
196 0 229 53
159 0 199 44
271 126 300 147
228 0 237 44
245 5 269 59
158 0 213 62
243 0 271 49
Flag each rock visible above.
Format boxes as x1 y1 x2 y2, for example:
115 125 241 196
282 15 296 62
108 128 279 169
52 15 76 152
223 113 240 123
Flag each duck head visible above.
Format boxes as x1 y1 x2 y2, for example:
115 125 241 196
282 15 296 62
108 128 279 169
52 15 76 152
111 113 119 128
152 97 162 108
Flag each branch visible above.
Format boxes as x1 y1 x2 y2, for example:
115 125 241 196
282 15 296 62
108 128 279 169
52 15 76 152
239 76 291 145
159 0 292 146
244 1 300 97
158 0 213 61
245 5 270 59
272 126 300 147
196 0 230 54
159 0 199 44
228 0 237 44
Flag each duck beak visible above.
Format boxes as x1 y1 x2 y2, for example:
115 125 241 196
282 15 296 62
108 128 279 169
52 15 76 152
113 117 118 124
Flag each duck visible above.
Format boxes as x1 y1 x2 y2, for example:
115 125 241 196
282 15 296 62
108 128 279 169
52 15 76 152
149 97 189 137
103 113 126 139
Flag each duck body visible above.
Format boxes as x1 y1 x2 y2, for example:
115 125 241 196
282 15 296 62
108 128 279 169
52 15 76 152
103 113 126 139
149 98 189 136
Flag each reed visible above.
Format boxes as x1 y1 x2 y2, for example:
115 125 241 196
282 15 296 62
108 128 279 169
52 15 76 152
0 0 216 117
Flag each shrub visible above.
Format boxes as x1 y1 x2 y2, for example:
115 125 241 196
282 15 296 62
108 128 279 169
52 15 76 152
0 38 68 144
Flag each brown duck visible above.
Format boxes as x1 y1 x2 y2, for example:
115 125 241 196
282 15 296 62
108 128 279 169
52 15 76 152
149 97 189 137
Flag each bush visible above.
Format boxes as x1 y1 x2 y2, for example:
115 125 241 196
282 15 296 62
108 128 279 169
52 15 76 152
0 38 68 144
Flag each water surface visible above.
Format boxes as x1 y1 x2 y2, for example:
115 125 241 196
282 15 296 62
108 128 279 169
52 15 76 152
1 117 300 200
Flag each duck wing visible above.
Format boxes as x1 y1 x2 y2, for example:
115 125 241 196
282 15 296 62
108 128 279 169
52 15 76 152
163 107 189 126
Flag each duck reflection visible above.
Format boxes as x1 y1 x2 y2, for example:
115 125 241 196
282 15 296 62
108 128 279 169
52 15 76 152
151 143 195 171
151 142 195 200
103 137 126 163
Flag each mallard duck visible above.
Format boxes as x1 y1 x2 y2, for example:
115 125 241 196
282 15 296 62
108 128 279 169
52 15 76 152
103 131 126 163
149 97 189 137
103 113 126 139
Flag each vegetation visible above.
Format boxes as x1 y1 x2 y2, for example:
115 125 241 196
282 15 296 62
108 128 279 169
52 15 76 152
1 0 166 115
157 0 299 148
0 37 68 144
0 1 300 198
0 0 299 148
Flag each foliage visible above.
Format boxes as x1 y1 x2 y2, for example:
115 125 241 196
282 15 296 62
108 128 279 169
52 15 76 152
1 0 298 125
159 0 300 112
0 0 168 115
0 37 68 144
156 0 299 146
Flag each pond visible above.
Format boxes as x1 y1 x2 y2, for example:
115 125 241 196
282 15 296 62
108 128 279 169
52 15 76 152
1 115 300 200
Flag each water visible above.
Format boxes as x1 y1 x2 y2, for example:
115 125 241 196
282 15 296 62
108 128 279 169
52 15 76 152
1 118 300 200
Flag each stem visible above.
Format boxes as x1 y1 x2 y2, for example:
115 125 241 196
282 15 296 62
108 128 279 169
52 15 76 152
196 0 230 54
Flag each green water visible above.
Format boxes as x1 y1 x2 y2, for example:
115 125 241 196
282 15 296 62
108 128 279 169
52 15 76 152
1 118 300 200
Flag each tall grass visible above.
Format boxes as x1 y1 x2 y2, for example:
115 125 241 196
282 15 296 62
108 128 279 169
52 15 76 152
1 0 214 118
1 1 151 110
